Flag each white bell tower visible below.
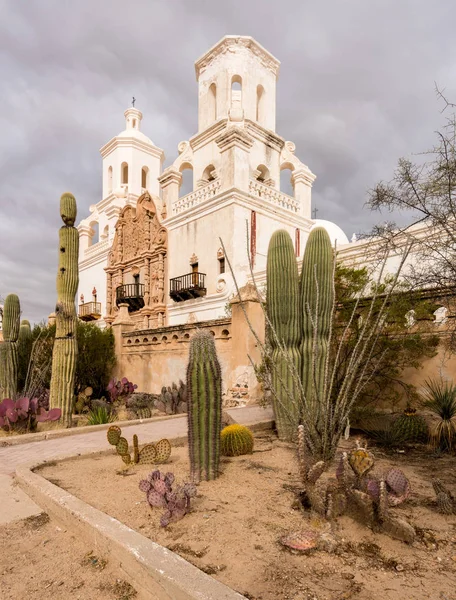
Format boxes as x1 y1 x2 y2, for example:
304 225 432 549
77 105 165 326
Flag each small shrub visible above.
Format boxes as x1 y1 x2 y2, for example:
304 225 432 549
107 377 137 404
86 406 116 425
422 379 456 451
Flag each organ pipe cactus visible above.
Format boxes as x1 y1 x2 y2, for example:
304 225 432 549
187 330 222 481
0 294 21 399
49 193 79 427
300 227 334 414
266 230 301 441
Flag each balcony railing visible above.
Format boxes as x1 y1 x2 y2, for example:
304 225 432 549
172 179 221 215
78 302 102 322
116 283 145 312
249 179 300 213
169 272 206 302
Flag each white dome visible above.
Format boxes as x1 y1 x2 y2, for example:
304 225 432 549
117 127 155 146
312 219 349 247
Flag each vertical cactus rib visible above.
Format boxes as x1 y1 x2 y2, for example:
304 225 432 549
186 330 222 481
266 230 301 441
300 227 334 417
0 294 21 399
49 192 79 427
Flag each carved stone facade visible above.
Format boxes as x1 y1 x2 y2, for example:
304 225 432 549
105 191 167 329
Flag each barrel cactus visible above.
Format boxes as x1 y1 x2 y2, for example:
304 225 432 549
49 193 79 427
266 230 301 441
300 227 334 412
391 408 429 443
0 294 21 399
187 329 222 481
221 424 254 456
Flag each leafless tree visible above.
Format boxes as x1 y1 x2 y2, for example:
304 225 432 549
367 90 456 346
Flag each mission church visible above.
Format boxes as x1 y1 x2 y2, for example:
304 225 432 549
77 35 349 332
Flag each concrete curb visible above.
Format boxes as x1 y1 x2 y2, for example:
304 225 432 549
0 413 185 447
17 461 246 600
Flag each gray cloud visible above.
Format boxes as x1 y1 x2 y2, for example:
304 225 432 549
1 0 456 323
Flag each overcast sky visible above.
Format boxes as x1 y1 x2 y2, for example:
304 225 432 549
1 0 456 324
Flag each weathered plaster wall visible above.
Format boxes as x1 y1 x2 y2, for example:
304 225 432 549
112 291 265 404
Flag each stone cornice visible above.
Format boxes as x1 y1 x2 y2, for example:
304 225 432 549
79 248 110 270
190 118 229 151
158 168 182 187
215 127 254 152
100 136 165 160
244 119 284 152
163 187 314 231
194 36 280 79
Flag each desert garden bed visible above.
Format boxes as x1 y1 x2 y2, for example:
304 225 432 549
37 433 456 600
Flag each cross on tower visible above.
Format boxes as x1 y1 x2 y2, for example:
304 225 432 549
132 96 136 107
312 206 319 219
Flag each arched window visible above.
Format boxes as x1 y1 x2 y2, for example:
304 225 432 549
231 75 242 107
89 221 99 246
107 166 113 193
121 162 129 185
208 83 217 122
256 85 265 123
141 167 148 190
280 162 295 197
255 164 270 183
101 224 109 240
202 164 216 182
179 162 193 197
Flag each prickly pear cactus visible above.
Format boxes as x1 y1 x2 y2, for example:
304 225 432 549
221 424 254 457
49 192 79 427
107 425 121 446
154 438 171 463
0 294 21 399
348 445 374 478
138 444 157 464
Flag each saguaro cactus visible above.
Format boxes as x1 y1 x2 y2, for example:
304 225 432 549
49 193 79 427
300 227 334 412
266 230 301 441
0 294 21 399
187 329 222 481
18 319 32 392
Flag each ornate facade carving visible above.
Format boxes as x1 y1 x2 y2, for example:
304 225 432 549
105 192 167 329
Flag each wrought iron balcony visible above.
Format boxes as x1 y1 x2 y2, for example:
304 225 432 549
78 301 102 322
169 272 206 302
116 283 145 312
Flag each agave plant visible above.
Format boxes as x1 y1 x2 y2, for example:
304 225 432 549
86 405 116 425
0 397 61 433
421 379 456 451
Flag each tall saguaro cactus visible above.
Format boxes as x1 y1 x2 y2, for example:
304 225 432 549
187 329 222 481
49 193 79 427
266 230 301 441
0 294 21 399
300 227 334 414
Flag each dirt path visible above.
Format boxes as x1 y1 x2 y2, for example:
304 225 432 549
0 512 138 600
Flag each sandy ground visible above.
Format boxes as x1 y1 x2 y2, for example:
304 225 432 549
0 512 137 600
38 434 456 600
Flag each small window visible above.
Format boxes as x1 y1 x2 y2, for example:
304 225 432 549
141 167 148 189
121 162 129 185
132 119 137 128
219 257 225 274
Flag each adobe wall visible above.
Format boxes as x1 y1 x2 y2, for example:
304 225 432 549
111 289 265 406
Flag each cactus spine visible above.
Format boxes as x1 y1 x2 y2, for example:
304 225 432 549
0 294 21 398
266 230 301 441
300 227 334 412
49 193 79 427
187 330 222 481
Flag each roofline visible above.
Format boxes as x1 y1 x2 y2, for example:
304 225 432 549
194 35 280 80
